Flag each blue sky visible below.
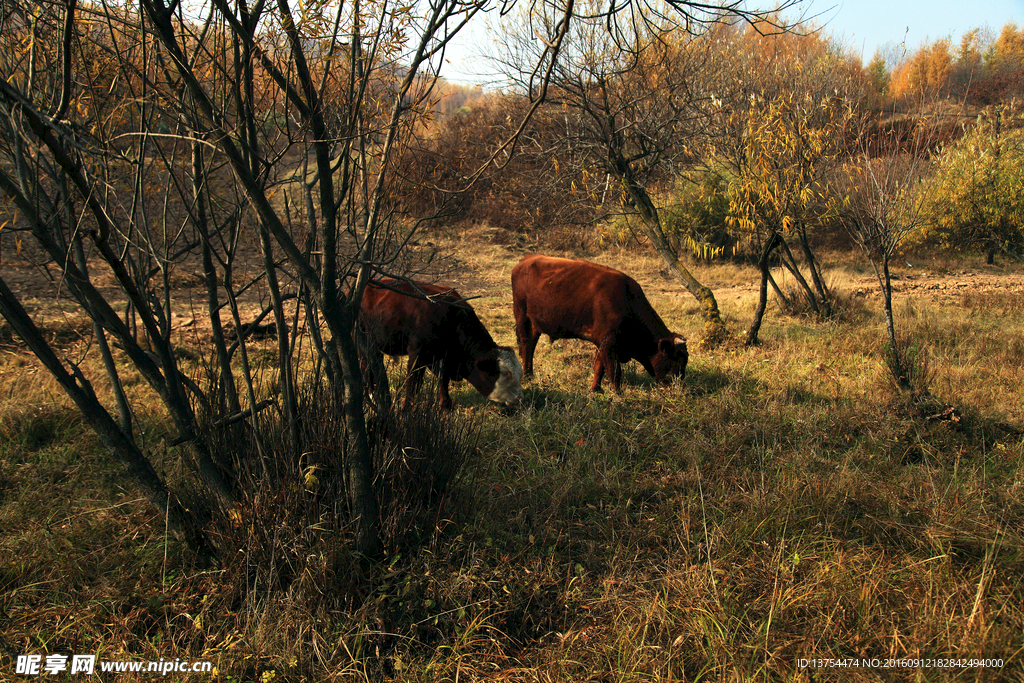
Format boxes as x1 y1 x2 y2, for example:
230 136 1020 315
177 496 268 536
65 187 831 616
442 0 1023 83
820 0 1023 61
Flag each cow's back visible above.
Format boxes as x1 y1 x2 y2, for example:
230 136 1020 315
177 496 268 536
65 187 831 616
512 255 654 343
362 279 492 365
363 281 446 354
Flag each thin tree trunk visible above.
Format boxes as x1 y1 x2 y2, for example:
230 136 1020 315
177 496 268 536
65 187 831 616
223 262 266 459
1 169 234 504
72 235 133 437
257 224 299 453
880 256 898 359
614 165 727 343
873 253 909 391
767 270 788 310
333 307 381 557
192 140 239 416
746 232 783 346
778 237 820 315
797 225 831 317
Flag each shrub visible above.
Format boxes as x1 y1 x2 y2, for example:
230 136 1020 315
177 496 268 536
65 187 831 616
397 96 603 241
883 335 933 397
202 372 477 609
659 174 735 260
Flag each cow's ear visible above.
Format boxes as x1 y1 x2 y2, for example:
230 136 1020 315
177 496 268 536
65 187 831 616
658 338 673 354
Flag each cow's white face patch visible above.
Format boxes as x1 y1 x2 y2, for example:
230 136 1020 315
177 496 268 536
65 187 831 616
488 348 524 405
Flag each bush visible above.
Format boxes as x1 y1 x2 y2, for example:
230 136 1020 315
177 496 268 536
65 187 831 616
397 96 603 241
201 372 477 610
884 335 933 397
925 105 1024 262
658 175 736 260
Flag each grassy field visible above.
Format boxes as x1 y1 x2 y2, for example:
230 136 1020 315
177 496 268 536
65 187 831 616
2 235 1023 681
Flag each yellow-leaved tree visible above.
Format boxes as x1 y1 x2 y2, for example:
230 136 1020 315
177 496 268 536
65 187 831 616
697 26 862 344
725 92 854 344
928 105 1024 263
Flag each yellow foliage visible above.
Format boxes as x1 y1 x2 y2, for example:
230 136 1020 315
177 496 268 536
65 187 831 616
890 39 953 99
724 91 851 243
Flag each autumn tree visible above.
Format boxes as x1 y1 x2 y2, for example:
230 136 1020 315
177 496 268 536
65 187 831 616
694 26 862 342
987 22 1024 77
725 92 854 344
837 110 940 392
890 38 953 100
928 104 1024 263
948 29 987 97
866 51 891 103
887 23 1024 104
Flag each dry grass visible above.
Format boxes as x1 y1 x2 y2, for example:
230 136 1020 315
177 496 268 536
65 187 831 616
1 237 1023 681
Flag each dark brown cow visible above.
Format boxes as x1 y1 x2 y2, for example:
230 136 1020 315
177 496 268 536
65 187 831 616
511 255 687 393
360 279 523 410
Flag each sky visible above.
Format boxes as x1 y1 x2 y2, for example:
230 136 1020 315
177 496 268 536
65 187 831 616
821 0 1024 61
441 0 1024 84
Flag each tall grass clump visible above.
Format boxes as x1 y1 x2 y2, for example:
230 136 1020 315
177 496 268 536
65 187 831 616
883 335 933 397
209 374 476 583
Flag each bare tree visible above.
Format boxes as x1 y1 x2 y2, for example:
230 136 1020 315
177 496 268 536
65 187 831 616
838 110 940 391
0 0 483 559
0 0 231 562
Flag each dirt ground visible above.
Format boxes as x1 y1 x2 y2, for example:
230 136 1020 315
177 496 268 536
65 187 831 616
711 265 1024 306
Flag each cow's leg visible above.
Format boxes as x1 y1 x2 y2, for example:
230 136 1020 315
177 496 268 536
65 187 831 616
590 351 605 393
437 369 454 411
610 353 624 394
402 354 427 409
360 343 393 413
592 342 622 395
512 299 529 367
517 318 541 377
359 352 372 395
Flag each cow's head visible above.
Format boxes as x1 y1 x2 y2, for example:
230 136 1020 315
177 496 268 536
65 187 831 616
651 335 688 384
467 347 524 406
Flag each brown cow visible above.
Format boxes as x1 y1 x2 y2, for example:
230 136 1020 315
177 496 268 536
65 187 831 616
511 255 687 393
360 279 523 410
